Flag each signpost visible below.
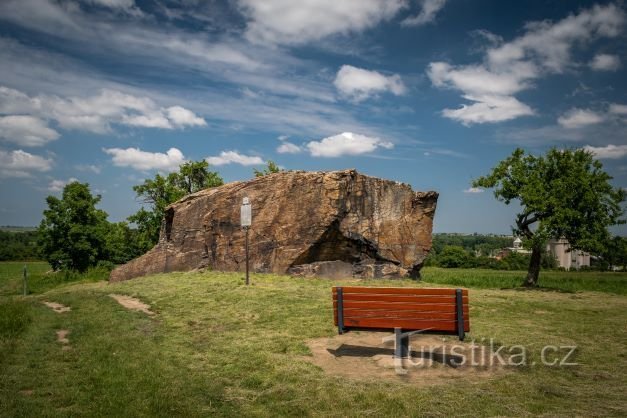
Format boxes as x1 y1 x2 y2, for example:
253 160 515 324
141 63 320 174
241 197 252 285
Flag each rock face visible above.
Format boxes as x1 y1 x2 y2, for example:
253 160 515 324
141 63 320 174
109 170 438 282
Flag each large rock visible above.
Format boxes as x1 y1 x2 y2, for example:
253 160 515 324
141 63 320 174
109 170 438 282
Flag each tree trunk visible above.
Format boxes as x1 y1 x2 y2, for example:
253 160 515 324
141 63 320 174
524 245 542 287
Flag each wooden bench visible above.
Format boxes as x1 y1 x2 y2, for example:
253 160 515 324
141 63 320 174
332 286 469 358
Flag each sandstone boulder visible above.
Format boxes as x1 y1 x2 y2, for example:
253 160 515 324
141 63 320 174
109 169 438 282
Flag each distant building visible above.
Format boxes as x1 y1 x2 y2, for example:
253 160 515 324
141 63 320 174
546 239 590 270
493 236 530 259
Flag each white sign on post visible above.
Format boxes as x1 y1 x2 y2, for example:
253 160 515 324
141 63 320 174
241 197 252 227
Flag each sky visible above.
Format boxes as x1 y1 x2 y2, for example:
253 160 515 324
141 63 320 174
0 0 626 235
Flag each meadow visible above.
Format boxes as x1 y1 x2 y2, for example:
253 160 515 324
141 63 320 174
1 263 626 417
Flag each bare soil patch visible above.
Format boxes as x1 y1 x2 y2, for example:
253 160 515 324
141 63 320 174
109 294 155 315
306 332 510 386
56 329 71 351
43 301 71 313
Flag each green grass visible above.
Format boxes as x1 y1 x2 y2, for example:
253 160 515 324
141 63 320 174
422 267 627 295
1 269 626 417
0 262 109 297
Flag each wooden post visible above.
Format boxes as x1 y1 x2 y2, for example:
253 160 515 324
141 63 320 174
23 265 28 296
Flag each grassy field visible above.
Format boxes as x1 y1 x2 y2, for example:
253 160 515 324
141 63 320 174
1 265 626 417
0 262 109 297
421 267 627 295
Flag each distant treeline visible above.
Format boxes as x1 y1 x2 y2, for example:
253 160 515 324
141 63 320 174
431 233 513 256
0 230 39 261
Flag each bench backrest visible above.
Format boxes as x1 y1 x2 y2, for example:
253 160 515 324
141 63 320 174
333 286 469 340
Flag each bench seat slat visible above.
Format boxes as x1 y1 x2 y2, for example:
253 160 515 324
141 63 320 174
333 287 468 296
333 295 468 304
343 317 470 332
334 301 468 313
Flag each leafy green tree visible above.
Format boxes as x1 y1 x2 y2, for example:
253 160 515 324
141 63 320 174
474 148 625 286
174 160 223 194
128 160 223 249
38 182 108 272
253 160 282 177
602 236 627 271
103 222 145 264
437 246 472 268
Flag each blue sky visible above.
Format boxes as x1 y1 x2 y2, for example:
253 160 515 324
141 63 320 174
0 0 626 234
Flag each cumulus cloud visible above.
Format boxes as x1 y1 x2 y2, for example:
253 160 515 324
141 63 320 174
306 132 393 157
205 151 264 166
464 187 484 194
238 0 405 44
334 65 406 102
0 115 60 147
589 53 621 71
558 108 604 129
428 4 625 125
0 149 53 178
0 86 207 136
48 177 79 192
103 147 185 171
402 0 447 27
277 142 302 154
166 106 207 127
583 144 627 159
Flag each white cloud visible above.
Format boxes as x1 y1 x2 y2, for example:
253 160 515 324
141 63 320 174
103 147 185 171
205 151 264 166
0 86 206 135
589 53 621 71
80 0 136 10
75 164 101 174
277 142 302 154
166 106 207 127
428 4 625 125
441 94 534 125
464 187 484 194
306 132 393 157
238 0 405 44
0 115 60 147
0 149 53 178
583 144 627 159
334 65 406 102
48 177 79 192
558 108 604 129
609 103 627 115
402 0 447 27
487 4 624 72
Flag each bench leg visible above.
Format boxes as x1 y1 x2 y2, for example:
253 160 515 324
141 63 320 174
456 288 465 341
394 328 410 358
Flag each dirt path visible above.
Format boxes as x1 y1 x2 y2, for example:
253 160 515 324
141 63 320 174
56 330 71 351
109 294 155 315
43 301 71 313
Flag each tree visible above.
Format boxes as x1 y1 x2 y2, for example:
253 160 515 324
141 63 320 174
128 160 223 249
473 148 625 286
602 236 627 271
38 182 108 272
437 246 472 268
253 160 282 177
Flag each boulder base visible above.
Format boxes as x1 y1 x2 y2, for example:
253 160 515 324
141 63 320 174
109 169 438 282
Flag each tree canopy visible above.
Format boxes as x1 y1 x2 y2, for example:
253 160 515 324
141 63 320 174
128 160 223 249
473 148 625 286
38 182 109 272
253 160 282 177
